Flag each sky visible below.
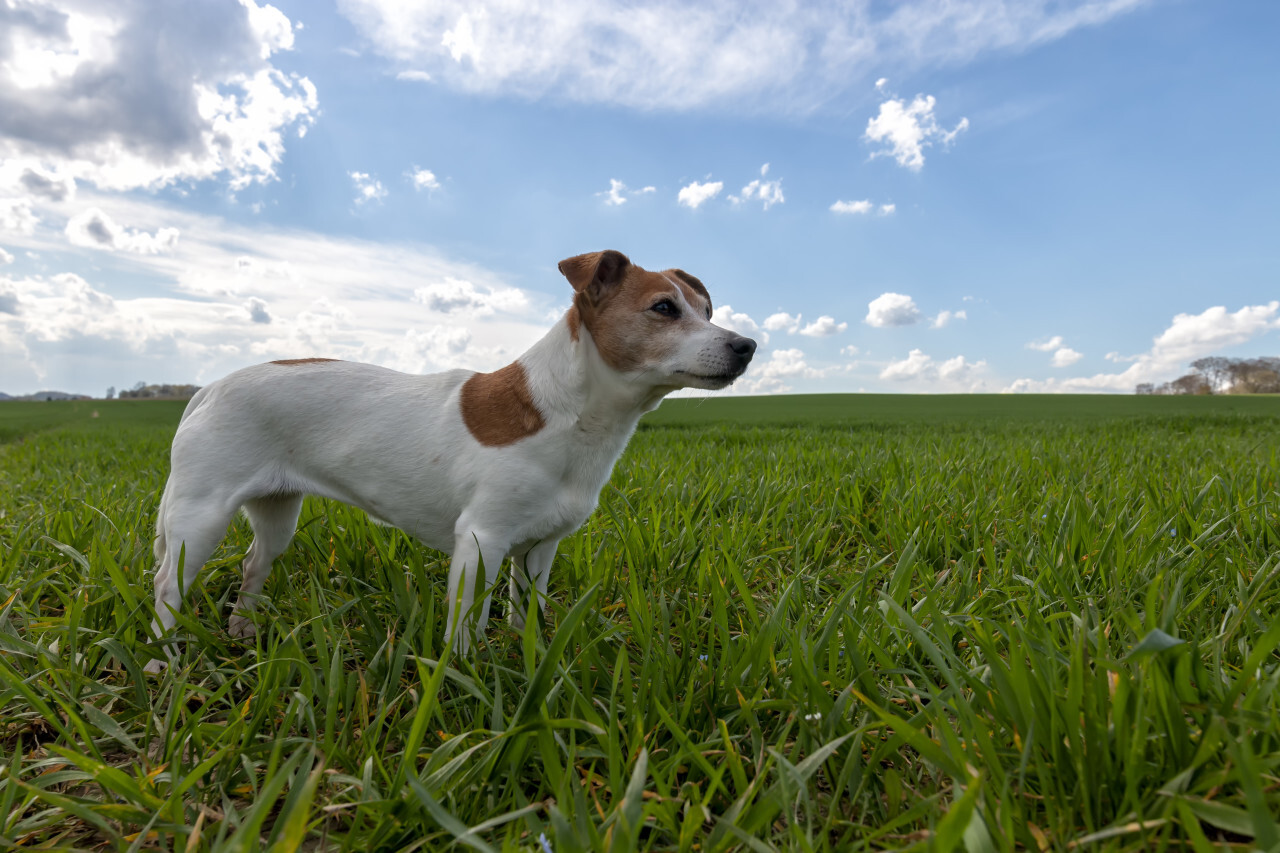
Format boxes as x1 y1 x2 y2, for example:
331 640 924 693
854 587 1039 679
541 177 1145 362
1 0 1277 397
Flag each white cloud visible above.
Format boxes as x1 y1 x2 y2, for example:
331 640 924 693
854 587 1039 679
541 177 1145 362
335 1 1143 113
0 192 552 395
1051 347 1083 367
598 178 655 206
0 198 38 234
0 1 317 191
831 199 873 215
879 203 896 215
601 179 628 206
65 208 179 254
1006 302 1280 393
412 277 529 316
865 93 968 171
712 304 767 344
841 344 860 357
880 348 987 389
763 311 801 333
865 292 921 327
677 180 723 209
0 281 17 314
350 171 388 205
410 168 440 191
1027 335 1064 352
0 247 13 265
1105 351 1139 363
396 70 433 82
738 347 825 394
931 309 967 328
799 315 847 337
730 164 784 209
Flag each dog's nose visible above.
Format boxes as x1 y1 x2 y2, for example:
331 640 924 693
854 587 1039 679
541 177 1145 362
728 336 757 359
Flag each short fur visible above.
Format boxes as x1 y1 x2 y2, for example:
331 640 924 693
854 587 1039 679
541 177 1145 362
146 251 755 669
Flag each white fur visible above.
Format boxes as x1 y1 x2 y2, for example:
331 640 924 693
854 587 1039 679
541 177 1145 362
146 269 754 671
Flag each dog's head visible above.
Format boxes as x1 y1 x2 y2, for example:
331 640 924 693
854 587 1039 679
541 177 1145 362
558 250 756 390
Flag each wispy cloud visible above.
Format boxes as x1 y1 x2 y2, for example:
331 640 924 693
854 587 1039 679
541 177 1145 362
729 164 784 209
350 172 388 206
930 309 967 329
65 208 179 254
599 179 656 206
335 1 1145 113
0 192 552 394
409 168 441 192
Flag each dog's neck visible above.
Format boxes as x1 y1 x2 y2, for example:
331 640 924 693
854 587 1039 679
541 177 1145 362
519 312 669 439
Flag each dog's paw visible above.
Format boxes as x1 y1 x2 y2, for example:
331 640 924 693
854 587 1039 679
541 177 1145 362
228 613 257 639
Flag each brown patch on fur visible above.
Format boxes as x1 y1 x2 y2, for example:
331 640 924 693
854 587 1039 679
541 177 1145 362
566 304 581 341
270 357 339 365
460 362 545 446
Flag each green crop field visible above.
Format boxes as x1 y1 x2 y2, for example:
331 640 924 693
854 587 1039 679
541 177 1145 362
1 395 1278 851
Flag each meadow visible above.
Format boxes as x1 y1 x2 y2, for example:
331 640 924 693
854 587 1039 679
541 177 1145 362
1 394 1278 851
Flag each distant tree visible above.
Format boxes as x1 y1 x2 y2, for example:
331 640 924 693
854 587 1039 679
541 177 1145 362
1229 357 1280 394
1191 356 1232 394
1135 383 1155 395
105 386 116 399
1169 373 1211 395
132 380 146 392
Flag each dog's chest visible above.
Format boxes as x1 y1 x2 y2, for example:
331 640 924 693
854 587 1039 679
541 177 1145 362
508 428 631 543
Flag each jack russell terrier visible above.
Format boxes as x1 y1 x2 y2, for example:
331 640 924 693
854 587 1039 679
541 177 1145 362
146 250 755 669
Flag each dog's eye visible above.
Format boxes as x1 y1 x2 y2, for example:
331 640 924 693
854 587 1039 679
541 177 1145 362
651 299 678 317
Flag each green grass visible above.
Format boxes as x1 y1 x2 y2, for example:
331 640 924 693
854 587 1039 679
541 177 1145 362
1 395 1279 851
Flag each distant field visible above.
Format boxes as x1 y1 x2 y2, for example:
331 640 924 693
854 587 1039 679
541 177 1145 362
645 391 1280 427
3 392 1276 441
0 398 188 443
1 394 1278 850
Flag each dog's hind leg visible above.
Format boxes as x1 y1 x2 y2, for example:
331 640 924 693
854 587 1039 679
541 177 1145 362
147 489 238 672
228 494 304 639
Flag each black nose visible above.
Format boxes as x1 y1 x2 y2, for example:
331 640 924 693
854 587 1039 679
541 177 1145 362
728 336 757 358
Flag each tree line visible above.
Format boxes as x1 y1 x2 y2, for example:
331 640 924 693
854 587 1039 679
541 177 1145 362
109 382 202 400
1137 356 1280 395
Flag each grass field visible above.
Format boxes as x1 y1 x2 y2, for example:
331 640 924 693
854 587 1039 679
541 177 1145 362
1 394 1278 851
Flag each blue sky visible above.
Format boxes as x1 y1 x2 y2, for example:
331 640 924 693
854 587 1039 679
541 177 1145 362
1 0 1277 396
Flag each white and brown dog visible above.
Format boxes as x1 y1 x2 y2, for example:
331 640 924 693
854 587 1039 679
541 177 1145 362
147 250 755 668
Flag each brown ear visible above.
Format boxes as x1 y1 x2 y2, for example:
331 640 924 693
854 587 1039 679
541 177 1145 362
558 250 631 299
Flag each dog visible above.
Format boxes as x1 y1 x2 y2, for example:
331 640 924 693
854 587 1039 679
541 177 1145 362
146 250 755 670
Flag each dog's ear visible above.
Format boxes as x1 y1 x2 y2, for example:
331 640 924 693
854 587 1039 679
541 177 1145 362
558 250 631 301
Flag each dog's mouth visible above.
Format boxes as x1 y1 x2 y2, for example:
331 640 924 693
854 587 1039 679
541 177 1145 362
672 367 746 386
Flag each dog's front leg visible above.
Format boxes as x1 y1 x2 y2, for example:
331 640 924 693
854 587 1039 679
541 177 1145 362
508 539 558 631
445 530 508 654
